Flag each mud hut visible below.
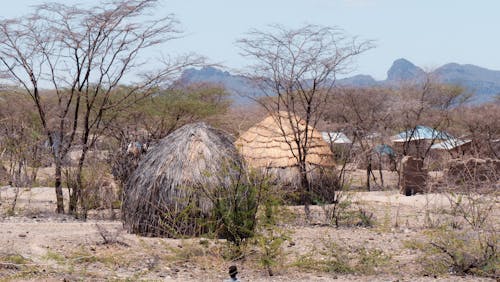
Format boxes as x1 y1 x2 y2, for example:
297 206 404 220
123 122 245 237
235 112 335 188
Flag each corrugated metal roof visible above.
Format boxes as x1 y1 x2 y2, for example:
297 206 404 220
373 144 395 156
392 125 454 143
321 132 352 144
430 138 471 150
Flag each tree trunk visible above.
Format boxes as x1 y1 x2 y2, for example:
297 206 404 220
69 184 77 215
74 141 91 220
366 155 372 191
54 160 64 213
299 163 311 220
378 156 384 187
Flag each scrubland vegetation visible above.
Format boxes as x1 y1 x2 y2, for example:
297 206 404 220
0 0 498 281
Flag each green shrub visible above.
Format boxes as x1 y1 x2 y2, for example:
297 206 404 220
292 238 391 275
252 189 290 276
411 228 499 278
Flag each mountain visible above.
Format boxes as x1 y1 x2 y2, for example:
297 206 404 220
178 59 500 105
335 58 500 103
386 58 425 82
337 74 378 87
433 63 500 102
177 66 260 105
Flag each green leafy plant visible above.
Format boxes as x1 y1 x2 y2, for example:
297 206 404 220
252 188 290 276
292 238 391 275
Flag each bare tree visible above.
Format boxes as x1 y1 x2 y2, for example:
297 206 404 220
133 83 230 140
325 87 393 190
0 91 46 188
0 0 201 215
237 24 373 218
108 83 230 189
452 102 500 159
391 74 468 159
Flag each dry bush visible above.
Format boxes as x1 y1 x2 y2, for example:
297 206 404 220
314 173 376 228
445 158 500 193
451 103 500 159
292 236 391 275
95 224 129 246
414 228 499 278
413 168 499 278
65 160 119 219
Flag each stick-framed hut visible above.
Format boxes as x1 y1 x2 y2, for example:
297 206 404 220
235 111 335 188
123 122 245 237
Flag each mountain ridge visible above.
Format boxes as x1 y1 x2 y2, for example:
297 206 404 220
178 59 500 104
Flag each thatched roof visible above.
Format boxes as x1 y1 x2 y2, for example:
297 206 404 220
122 122 244 237
235 111 335 169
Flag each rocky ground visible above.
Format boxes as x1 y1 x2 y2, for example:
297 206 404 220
0 174 498 281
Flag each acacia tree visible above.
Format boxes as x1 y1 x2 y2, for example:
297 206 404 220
0 0 200 215
452 103 500 159
0 91 46 187
134 83 230 140
108 83 230 188
325 87 393 190
392 74 468 159
237 24 373 218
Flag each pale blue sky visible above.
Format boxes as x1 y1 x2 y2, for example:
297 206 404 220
2 0 499 80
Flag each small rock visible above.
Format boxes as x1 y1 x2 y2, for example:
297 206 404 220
18 233 27 238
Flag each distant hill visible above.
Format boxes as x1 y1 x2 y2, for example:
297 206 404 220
338 58 500 103
179 59 500 105
386 58 426 82
177 67 259 105
433 63 500 103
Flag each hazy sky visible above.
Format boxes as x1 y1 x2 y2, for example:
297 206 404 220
1 0 499 80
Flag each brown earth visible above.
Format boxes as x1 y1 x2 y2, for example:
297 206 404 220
0 177 498 281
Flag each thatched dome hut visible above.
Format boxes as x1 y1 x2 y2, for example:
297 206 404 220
235 112 335 187
123 122 244 237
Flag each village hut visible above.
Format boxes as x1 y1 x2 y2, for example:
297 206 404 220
372 144 397 171
391 125 453 158
123 122 245 237
235 112 335 190
430 137 472 156
322 131 352 162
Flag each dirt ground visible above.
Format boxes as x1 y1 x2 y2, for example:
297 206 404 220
0 174 498 281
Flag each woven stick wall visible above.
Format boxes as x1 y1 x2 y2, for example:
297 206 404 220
123 122 244 237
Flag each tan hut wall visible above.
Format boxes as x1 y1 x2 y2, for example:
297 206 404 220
235 112 336 189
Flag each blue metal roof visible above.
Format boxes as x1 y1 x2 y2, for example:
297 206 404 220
430 138 471 150
321 132 352 144
373 144 395 156
392 125 454 142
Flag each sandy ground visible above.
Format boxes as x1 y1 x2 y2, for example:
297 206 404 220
0 184 498 281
